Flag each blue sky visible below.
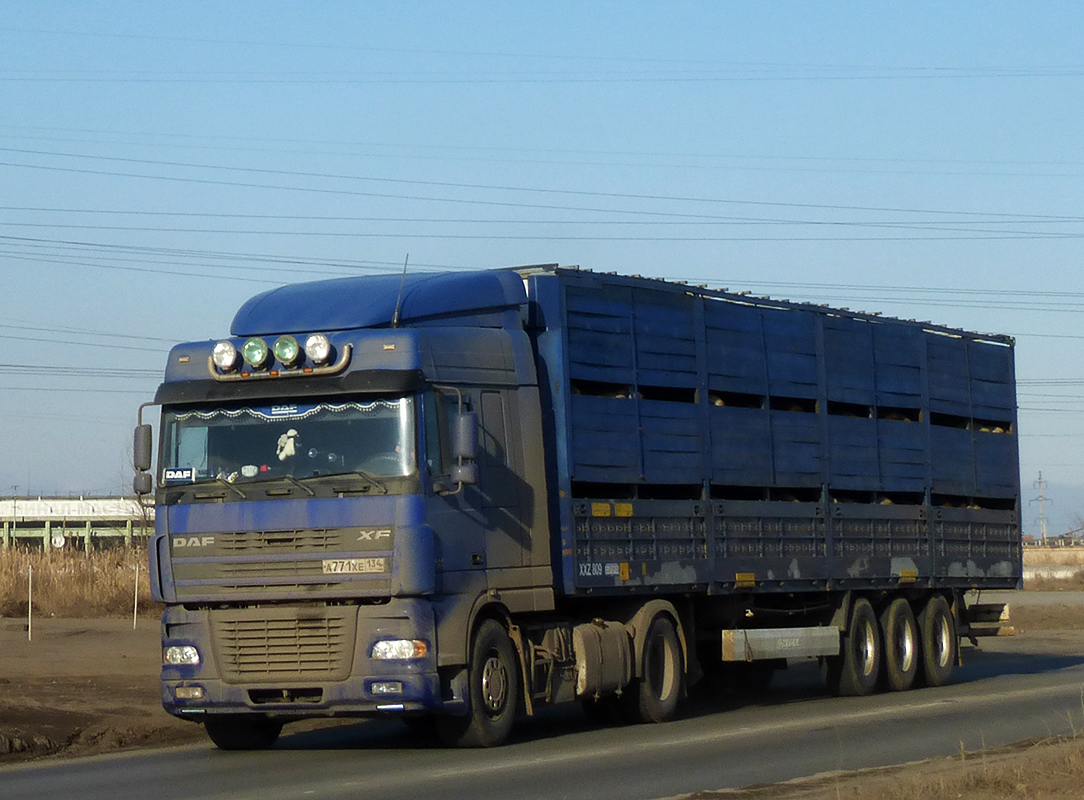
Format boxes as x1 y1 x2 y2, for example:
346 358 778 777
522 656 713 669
1 3 1082 536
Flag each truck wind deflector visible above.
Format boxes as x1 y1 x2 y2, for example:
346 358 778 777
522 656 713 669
207 343 352 382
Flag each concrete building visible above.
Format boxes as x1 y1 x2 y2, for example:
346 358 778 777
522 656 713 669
0 497 153 551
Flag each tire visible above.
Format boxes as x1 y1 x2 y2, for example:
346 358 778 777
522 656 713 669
918 594 957 687
823 597 882 697
436 619 520 748
624 615 684 723
203 715 282 750
880 597 919 692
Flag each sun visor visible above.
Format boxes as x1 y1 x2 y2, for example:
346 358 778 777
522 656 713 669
231 269 527 336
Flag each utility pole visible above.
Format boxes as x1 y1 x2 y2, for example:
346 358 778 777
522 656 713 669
1031 472 1049 547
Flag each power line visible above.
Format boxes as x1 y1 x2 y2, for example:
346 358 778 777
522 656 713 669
6 123 1084 171
4 146 1081 221
0 363 160 378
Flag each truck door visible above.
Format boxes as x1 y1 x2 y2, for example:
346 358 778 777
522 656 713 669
478 390 530 569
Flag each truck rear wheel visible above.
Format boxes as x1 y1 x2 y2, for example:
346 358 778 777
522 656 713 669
824 597 882 697
437 619 520 748
880 597 919 692
203 715 282 750
918 595 957 687
624 615 683 723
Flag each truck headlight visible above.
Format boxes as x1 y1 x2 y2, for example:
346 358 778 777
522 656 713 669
212 341 239 371
371 639 428 660
304 333 332 365
241 337 270 368
164 645 201 666
273 334 302 367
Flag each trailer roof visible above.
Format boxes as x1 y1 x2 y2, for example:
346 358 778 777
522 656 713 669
532 266 1014 347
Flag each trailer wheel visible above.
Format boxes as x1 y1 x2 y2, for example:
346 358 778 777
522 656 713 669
203 715 282 750
880 598 919 692
823 597 882 697
624 614 683 723
436 619 520 748
918 595 957 687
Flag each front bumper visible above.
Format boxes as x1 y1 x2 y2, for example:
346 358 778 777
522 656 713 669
160 597 455 719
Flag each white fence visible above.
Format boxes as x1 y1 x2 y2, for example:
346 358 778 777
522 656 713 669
0 497 154 551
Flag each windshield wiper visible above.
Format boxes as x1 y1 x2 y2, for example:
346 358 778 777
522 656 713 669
281 475 316 497
204 476 247 500
303 469 389 495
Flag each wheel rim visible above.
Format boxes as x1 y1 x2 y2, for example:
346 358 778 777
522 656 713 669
934 614 952 668
480 653 508 716
896 618 916 673
857 619 877 677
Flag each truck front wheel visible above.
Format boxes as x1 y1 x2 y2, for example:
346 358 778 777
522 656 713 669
203 715 282 750
824 597 882 696
625 614 683 723
437 619 520 747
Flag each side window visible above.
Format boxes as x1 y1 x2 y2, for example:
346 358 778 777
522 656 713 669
424 392 444 476
423 391 460 477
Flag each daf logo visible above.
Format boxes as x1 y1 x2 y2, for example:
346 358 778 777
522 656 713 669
174 535 215 548
357 528 392 542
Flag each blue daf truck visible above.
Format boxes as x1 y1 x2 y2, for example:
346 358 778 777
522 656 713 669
133 265 1021 749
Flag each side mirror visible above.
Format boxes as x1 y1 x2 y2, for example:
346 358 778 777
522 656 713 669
452 412 478 460
134 424 153 472
134 472 153 496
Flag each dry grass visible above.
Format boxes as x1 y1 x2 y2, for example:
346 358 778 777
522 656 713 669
696 736 1084 799
0 547 158 618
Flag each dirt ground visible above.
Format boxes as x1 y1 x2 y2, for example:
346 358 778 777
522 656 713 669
0 615 204 758
2 603 1083 800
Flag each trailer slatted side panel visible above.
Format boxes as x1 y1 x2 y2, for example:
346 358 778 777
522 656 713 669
527 268 1020 596
823 317 874 403
565 283 635 384
640 400 701 484
872 325 924 407
877 419 926 491
631 287 697 388
709 406 772 486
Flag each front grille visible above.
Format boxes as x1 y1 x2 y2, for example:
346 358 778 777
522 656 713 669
211 607 356 683
218 560 327 578
216 529 347 554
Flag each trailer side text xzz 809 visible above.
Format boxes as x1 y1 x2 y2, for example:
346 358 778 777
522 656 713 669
133 265 1021 749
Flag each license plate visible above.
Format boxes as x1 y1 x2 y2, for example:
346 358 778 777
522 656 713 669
322 557 386 574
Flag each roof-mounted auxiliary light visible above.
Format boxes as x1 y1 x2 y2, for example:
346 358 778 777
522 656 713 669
211 341 239 372
273 334 303 367
207 335 350 382
241 337 271 369
304 333 332 365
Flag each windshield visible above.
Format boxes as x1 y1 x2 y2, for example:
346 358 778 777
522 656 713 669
161 398 416 484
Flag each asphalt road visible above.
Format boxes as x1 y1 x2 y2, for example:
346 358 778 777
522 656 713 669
4 630 1084 800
